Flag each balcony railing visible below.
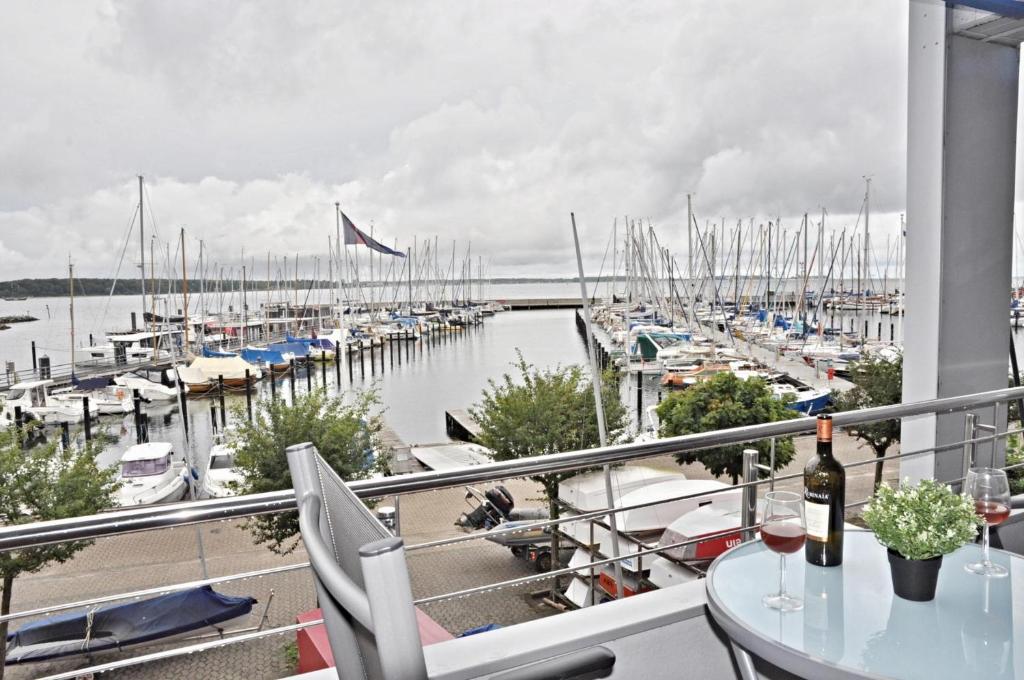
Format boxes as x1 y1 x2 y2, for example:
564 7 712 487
4 385 1024 680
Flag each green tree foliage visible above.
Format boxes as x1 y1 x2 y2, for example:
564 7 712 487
832 352 902 490
656 372 796 484
230 390 382 555
470 354 627 579
0 426 118 677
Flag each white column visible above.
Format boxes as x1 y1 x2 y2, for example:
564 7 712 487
901 1 1019 482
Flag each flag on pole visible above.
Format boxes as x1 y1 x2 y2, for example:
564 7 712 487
341 212 406 257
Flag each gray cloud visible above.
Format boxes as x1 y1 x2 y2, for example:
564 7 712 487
0 0 962 280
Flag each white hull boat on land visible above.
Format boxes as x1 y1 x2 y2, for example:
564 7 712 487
116 442 191 507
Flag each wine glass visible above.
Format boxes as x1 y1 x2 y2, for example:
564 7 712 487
761 490 806 611
965 468 1011 578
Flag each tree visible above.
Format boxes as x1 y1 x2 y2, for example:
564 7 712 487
470 354 628 580
656 372 796 484
230 389 382 555
0 426 118 677
833 351 903 490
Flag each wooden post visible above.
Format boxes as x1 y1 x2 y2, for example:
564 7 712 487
370 341 376 376
210 404 218 433
218 375 227 428
245 369 253 421
359 340 365 379
290 358 297 401
83 396 91 441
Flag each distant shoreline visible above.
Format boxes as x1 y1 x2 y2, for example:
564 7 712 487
0 276 622 300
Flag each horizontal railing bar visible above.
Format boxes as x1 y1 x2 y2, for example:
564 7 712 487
4 385 1022 552
38 619 323 680
414 523 771 606
0 561 310 625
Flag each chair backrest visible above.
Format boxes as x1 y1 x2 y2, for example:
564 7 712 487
287 442 427 680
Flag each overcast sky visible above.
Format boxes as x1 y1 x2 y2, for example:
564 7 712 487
2 0 1010 281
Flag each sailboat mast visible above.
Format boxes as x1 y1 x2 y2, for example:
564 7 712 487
138 175 146 329
864 177 871 295
335 203 343 325
181 228 189 353
69 257 75 375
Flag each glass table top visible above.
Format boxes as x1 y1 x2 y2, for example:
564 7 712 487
706 530 1023 679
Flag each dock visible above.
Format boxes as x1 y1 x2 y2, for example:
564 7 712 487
445 409 483 443
501 298 583 310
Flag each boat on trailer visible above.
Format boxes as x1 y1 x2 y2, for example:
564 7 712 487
4 586 257 666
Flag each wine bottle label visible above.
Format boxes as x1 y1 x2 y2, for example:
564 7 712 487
805 501 830 541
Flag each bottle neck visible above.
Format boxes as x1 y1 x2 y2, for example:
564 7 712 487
816 440 833 458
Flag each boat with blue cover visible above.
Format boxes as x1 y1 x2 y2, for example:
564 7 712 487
5 586 257 665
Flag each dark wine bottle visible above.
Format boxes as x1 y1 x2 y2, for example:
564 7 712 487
804 414 844 566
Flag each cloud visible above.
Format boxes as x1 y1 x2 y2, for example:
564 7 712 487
0 0 947 280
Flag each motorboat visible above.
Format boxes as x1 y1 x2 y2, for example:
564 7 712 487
0 380 88 425
115 442 191 506
4 586 257 666
202 438 244 498
51 388 131 416
85 329 181 363
113 371 180 401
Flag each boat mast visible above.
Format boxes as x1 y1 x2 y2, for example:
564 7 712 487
69 256 75 376
335 202 343 326
139 175 146 331
180 228 190 354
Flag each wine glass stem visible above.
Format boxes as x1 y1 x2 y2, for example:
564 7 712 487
778 553 786 597
982 522 991 567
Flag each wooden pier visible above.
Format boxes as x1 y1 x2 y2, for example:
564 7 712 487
445 409 483 443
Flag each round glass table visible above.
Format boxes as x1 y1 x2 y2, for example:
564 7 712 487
706 530 1021 679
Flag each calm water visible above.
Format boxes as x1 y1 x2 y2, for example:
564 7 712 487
18 307 590 472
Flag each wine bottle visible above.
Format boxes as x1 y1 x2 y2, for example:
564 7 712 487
804 414 844 566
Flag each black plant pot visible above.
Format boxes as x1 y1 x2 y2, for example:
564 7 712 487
887 549 943 602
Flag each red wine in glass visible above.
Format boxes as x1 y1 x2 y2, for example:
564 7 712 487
975 500 1010 526
761 523 807 554
966 468 1011 578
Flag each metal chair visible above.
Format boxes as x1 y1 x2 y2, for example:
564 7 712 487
287 442 427 680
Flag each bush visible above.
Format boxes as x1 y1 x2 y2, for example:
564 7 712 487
863 479 980 560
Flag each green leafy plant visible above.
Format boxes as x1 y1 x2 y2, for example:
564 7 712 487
1006 434 1024 495
230 389 383 555
863 479 980 560
655 372 796 483
0 425 119 677
471 352 627 588
832 351 903 490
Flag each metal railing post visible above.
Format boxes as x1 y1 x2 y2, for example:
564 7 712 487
741 448 759 543
962 413 977 487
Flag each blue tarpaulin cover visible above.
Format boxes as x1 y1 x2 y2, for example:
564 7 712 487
240 347 287 365
71 375 110 391
202 346 237 358
5 586 255 665
269 341 309 358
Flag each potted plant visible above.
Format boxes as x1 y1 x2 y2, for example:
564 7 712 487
863 479 981 601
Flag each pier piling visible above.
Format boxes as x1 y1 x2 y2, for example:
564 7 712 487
289 359 296 401
334 345 341 384
82 397 91 441
270 371 276 400
60 422 70 450
359 341 365 379
305 363 312 392
389 335 394 367
245 370 253 421
321 357 327 386
347 347 353 382
218 375 227 429
210 404 218 433
380 340 385 372
30 341 36 371
177 376 189 437
370 342 376 376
